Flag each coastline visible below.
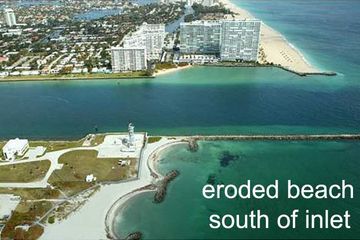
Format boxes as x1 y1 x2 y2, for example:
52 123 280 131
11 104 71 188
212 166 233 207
220 0 323 75
40 137 187 240
106 140 187 239
0 75 154 83
0 65 192 83
154 64 193 76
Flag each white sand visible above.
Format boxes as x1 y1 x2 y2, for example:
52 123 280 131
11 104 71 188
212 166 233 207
154 64 192 76
220 0 321 74
41 137 187 240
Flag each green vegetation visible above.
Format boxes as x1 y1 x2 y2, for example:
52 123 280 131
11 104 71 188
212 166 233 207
1 201 52 240
0 161 51 182
29 140 84 152
47 215 55 224
48 150 137 195
148 137 162 144
186 3 232 21
1 71 153 82
155 62 177 70
90 134 106 146
0 188 60 200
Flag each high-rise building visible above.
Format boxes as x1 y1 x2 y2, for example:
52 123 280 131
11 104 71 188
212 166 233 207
220 19 261 61
123 23 165 60
180 21 221 54
202 0 214 7
111 47 147 72
3 8 16 27
180 19 261 62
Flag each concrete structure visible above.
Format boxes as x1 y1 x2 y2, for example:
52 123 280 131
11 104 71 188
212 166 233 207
0 194 20 220
3 8 16 27
180 19 261 61
2 138 29 161
202 0 215 7
128 123 135 147
85 174 96 182
180 20 221 54
123 23 165 60
220 19 261 61
111 47 147 72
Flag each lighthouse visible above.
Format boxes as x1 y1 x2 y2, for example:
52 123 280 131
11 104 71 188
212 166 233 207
128 122 135 147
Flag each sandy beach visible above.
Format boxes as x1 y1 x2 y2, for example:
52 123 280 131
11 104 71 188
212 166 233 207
220 0 321 74
154 64 192 76
41 137 187 240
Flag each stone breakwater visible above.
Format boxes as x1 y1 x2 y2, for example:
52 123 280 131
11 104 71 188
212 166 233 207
154 170 180 203
189 134 360 141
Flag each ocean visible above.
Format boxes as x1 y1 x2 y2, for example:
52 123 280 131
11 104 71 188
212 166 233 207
110 0 360 239
1 0 359 139
0 0 359 238
115 141 360 239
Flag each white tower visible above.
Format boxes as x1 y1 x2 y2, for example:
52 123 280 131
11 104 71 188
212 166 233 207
128 123 135 147
4 8 16 27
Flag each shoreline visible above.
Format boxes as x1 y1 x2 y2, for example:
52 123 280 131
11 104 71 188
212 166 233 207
154 64 193 76
0 75 154 83
106 141 187 239
40 137 187 240
220 0 325 75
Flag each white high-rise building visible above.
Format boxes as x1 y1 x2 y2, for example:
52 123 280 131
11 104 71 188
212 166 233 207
202 0 214 7
123 23 165 60
180 19 261 62
111 47 147 72
220 19 261 61
3 8 16 27
180 21 221 54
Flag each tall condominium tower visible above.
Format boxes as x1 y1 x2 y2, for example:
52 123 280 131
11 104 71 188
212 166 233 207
220 19 261 61
3 8 16 27
111 47 147 72
123 23 166 60
180 19 261 62
180 21 221 54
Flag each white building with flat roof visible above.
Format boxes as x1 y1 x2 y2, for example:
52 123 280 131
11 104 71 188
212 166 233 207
180 20 221 54
180 19 261 62
123 23 166 60
111 47 147 72
220 19 261 61
3 8 16 27
2 138 29 161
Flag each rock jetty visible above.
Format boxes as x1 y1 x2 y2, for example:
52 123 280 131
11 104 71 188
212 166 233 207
124 231 142 240
154 170 180 203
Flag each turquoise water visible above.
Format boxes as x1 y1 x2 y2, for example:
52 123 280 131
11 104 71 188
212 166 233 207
115 141 360 239
111 0 360 239
0 1 359 139
0 65 359 139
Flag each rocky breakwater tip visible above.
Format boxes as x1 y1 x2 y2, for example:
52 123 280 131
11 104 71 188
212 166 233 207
154 170 180 203
188 138 199 152
123 232 142 240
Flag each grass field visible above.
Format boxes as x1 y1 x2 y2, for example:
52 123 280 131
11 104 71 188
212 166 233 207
0 160 51 182
48 150 137 195
0 188 60 200
1 201 52 240
90 134 106 146
148 136 162 143
29 140 84 152
0 71 153 82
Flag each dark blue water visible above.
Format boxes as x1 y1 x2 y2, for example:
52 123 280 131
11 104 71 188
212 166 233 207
0 0 359 140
